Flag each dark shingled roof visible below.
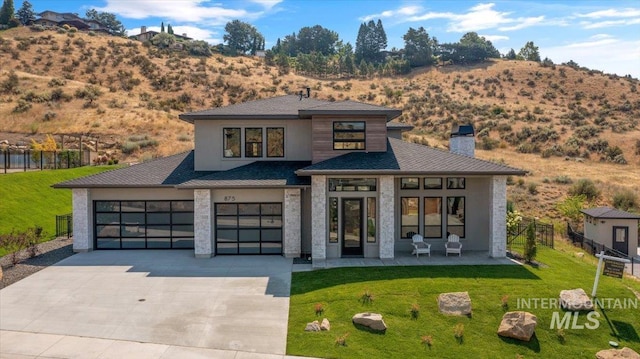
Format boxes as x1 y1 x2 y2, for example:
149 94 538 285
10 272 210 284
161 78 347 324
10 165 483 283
297 138 526 175
386 121 414 130
179 95 401 122
178 161 311 188
53 151 213 188
581 207 640 219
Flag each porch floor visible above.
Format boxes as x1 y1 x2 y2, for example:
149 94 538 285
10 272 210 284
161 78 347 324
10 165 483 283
296 250 519 271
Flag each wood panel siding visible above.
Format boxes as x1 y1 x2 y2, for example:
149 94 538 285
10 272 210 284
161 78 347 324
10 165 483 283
312 115 388 163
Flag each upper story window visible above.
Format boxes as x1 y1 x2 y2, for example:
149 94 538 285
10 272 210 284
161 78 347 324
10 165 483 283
401 178 420 189
447 177 466 189
245 128 263 157
329 178 376 191
267 128 284 157
333 121 365 150
223 128 241 158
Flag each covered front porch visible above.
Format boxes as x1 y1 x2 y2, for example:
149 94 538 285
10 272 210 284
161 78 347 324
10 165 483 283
304 249 519 270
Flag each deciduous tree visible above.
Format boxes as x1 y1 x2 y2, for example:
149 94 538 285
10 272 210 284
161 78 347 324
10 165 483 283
403 26 436 67
518 41 541 62
223 19 265 55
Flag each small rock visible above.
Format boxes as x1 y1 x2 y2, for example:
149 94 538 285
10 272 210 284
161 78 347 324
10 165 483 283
497 311 537 342
575 252 585 258
560 288 593 311
304 320 320 332
320 318 330 331
438 291 472 316
352 312 387 332
596 347 640 359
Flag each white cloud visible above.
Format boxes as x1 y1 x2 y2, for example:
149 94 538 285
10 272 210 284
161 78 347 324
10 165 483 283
95 0 262 25
580 17 640 29
498 16 545 31
360 5 422 22
577 8 640 19
479 34 509 42
250 0 282 10
542 37 640 79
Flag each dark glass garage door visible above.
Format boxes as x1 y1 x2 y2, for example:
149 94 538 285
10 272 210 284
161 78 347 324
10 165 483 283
215 203 282 255
94 200 194 249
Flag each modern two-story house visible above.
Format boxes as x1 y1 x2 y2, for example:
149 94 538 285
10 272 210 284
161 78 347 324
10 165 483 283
55 93 525 264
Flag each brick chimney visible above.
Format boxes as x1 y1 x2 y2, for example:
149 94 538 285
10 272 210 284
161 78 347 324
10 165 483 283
141 26 147 33
450 124 475 157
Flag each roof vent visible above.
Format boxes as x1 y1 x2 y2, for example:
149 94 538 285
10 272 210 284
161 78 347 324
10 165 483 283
451 124 475 137
299 87 311 101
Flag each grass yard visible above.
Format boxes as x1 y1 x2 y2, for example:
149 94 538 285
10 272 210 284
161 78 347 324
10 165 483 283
287 245 640 359
0 166 117 247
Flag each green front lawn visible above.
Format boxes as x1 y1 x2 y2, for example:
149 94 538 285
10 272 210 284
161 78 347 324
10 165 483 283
287 246 640 358
0 166 118 246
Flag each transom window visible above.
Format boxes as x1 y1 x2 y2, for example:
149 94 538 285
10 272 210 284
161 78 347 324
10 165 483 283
329 178 376 191
401 178 420 189
333 121 365 150
447 177 466 189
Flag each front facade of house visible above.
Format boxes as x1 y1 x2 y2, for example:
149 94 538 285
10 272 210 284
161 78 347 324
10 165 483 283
582 207 640 256
56 95 524 263
35 11 108 33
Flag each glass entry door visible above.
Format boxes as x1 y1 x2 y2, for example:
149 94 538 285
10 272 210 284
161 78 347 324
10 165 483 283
341 198 363 256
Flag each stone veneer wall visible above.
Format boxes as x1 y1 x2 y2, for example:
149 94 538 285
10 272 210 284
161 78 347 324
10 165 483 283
72 188 91 252
194 189 212 258
311 175 327 260
489 176 507 258
284 188 301 258
379 175 395 259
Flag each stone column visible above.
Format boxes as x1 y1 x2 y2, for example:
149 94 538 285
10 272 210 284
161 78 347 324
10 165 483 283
379 175 395 259
311 175 326 260
489 176 507 258
284 188 301 258
194 189 212 258
72 188 91 252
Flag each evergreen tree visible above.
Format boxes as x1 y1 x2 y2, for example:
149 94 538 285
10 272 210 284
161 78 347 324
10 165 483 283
403 26 435 67
524 222 537 263
355 19 387 64
505 48 517 60
518 41 541 62
167 23 173 35
223 19 265 55
15 0 35 26
160 21 165 33
0 0 15 26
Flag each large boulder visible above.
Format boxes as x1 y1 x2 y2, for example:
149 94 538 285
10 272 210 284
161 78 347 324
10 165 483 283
352 312 387 332
304 320 320 332
596 347 640 359
497 311 537 342
320 318 330 331
560 288 594 311
438 291 472 316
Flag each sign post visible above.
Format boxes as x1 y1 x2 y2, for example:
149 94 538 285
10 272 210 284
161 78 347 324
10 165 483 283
592 251 630 298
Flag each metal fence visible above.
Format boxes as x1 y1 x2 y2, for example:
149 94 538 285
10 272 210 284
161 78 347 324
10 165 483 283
507 217 555 248
56 213 73 238
1 149 91 173
567 223 636 277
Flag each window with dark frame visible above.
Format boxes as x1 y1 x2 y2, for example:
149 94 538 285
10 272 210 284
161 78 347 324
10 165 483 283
447 177 466 189
333 121 365 150
447 196 465 238
401 197 419 238
267 127 284 157
329 198 338 243
223 128 241 158
215 203 283 255
367 197 376 243
424 197 442 238
245 128 263 157
424 177 443 189
328 178 377 191
401 178 420 189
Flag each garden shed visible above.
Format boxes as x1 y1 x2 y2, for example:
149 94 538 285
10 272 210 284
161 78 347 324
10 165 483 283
581 207 640 257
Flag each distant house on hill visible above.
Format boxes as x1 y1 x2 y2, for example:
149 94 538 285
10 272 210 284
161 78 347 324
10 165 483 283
34 11 108 33
129 26 193 42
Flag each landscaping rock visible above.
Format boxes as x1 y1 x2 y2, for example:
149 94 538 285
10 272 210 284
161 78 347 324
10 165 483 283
575 252 585 258
321 318 330 331
497 311 537 342
596 347 640 359
438 291 472 316
352 312 387 332
560 288 594 311
304 320 320 332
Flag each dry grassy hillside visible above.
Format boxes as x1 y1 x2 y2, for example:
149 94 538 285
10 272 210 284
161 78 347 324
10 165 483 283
1 26 639 220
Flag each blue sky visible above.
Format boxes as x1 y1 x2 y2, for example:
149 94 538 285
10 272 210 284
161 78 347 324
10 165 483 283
26 0 640 78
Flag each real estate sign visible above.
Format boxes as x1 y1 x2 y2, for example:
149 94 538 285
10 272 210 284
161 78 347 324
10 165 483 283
603 258 625 278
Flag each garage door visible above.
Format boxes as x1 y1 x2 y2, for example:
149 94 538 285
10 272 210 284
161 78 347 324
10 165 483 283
94 200 194 249
215 203 282 254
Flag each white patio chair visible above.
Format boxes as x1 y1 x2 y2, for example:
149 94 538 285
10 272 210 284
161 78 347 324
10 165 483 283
445 233 462 256
411 234 431 258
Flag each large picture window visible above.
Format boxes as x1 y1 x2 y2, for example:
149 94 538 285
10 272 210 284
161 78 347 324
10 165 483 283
267 127 284 157
223 128 241 158
447 196 465 238
94 200 194 249
424 197 442 238
245 128 263 157
333 121 365 150
401 197 419 238
215 203 282 254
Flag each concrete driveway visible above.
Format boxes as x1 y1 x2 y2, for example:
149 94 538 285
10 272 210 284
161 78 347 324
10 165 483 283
0 251 292 356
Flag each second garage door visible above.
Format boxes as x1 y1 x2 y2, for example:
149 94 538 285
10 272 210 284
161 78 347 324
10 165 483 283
215 203 283 255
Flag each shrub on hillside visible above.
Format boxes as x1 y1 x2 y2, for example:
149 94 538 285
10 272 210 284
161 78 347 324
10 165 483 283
569 179 600 201
612 190 638 211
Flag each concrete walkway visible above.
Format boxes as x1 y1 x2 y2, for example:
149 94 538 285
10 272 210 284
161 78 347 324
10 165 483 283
0 251 297 358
